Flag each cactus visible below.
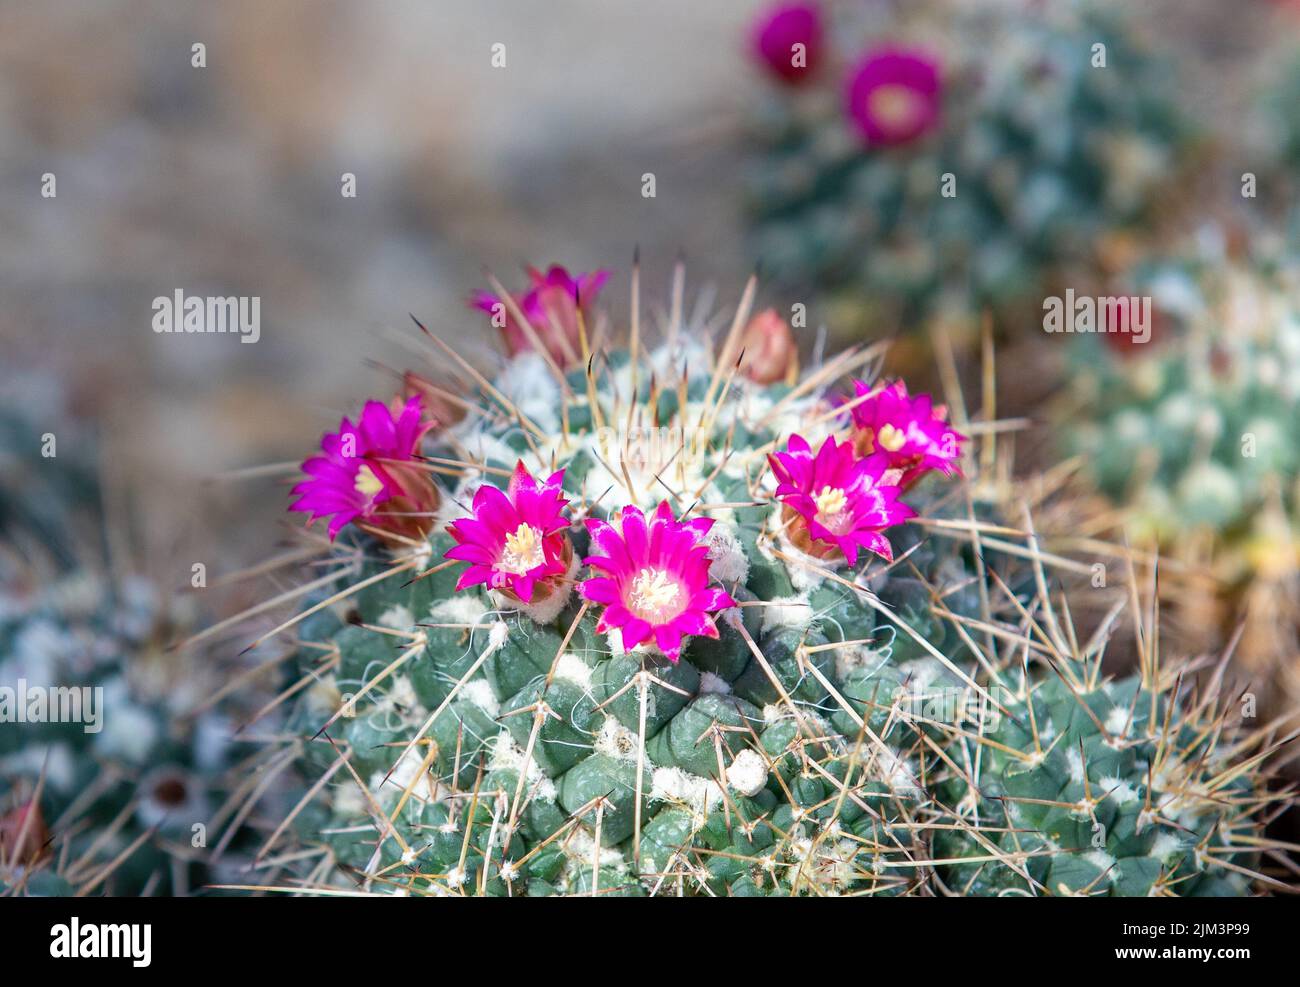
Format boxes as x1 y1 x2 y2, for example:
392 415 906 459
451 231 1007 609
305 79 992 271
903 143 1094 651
742 0 1195 339
0 369 101 568
1062 249 1300 710
933 641 1277 897
0 379 257 896
249 262 1290 896
1249 43 1300 206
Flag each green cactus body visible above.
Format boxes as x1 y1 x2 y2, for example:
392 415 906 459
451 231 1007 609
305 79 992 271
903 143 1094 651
935 665 1261 897
265 269 1285 896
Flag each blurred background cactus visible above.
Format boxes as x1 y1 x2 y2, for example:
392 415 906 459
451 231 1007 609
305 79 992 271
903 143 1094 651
237 268 1292 896
1060 240 1300 721
0 369 264 895
742 0 1197 349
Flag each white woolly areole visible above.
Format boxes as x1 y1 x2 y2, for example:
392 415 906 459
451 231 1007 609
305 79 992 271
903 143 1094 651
651 766 724 817
594 716 643 762
454 431 526 490
897 658 947 699
561 826 627 872
377 604 415 631
486 730 557 801
1101 776 1139 805
498 351 563 433
0 742 76 794
1104 705 1134 738
760 595 814 634
834 640 889 679
1085 850 1117 877
1065 746 1086 786
872 746 922 797
372 745 443 804
726 749 769 797
702 521 749 586
1150 831 1184 862
305 674 342 718
698 671 732 695
374 675 422 719
552 651 593 688
331 783 367 818
428 594 490 627
786 556 827 592
762 703 789 725
92 683 158 766
461 679 501 718
487 619 510 651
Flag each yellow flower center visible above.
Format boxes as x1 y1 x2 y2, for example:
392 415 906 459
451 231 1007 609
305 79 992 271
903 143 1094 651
354 464 384 499
866 84 926 132
496 523 546 576
629 567 682 623
813 486 851 534
876 423 908 452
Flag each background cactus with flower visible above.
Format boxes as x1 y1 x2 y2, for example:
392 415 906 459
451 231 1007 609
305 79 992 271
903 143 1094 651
222 261 1295 897
742 0 1196 344
1060 242 1300 721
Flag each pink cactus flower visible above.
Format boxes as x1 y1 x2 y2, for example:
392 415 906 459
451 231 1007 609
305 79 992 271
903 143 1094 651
845 47 942 147
768 433 914 564
291 394 439 543
445 462 573 605
751 2 822 84
472 265 610 369
847 380 964 488
581 502 737 661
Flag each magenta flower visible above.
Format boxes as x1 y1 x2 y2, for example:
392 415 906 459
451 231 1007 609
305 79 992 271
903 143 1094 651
751 2 822 84
581 502 737 661
472 265 610 369
445 462 572 604
847 380 964 488
845 47 942 147
768 434 914 564
290 394 439 543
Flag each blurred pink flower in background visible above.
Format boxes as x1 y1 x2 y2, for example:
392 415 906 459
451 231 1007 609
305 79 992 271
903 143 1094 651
845 47 942 146
751 2 823 84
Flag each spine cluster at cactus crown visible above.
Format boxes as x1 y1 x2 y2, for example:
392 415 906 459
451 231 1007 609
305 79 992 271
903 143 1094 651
255 262 1292 897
